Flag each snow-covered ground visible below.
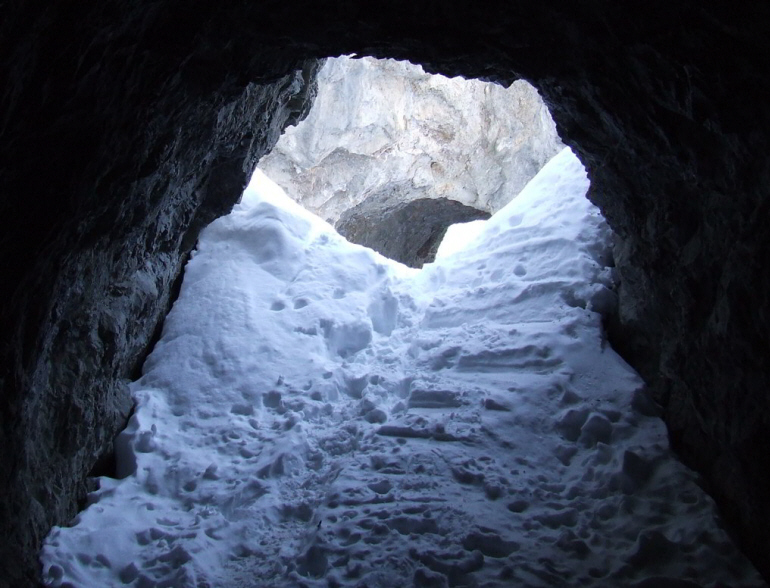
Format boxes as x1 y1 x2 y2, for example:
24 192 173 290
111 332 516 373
41 149 764 587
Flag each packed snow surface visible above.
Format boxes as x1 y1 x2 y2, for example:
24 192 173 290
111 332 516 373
42 149 763 587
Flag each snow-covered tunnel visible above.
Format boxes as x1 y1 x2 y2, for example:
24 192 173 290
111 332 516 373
4 5 770 587
39 60 764 587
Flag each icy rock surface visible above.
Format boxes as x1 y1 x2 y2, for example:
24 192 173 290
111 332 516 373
258 56 564 222
41 149 762 587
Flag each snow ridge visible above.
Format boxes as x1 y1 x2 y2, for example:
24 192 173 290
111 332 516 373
41 149 763 587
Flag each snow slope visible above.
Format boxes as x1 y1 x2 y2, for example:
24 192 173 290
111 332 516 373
41 149 764 587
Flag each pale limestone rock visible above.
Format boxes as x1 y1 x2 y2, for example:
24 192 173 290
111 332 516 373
258 55 563 223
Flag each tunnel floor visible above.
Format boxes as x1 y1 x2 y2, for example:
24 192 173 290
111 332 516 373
40 149 763 587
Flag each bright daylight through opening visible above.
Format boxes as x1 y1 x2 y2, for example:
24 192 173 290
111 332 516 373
40 57 765 588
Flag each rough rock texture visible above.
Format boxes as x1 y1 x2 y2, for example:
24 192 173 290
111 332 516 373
2 1 770 586
336 191 490 267
259 55 563 222
0 5 318 585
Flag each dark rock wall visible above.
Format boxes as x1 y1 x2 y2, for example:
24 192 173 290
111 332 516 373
337 192 490 267
0 4 319 585
2 1 769 585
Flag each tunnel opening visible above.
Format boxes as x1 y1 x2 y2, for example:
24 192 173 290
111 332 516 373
255 55 563 268
2 5 769 586
37 57 766 588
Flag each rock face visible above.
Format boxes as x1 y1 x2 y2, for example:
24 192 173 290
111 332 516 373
1 2 770 586
337 192 490 267
259 56 563 223
0 5 318 585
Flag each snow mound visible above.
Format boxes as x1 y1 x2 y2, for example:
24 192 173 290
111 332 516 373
41 149 763 587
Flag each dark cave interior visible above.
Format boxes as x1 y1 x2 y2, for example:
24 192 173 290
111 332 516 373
1 2 769 585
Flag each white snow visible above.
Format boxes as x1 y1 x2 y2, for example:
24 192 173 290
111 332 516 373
41 149 763 587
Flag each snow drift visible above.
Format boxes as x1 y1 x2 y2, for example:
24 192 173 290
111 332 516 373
41 149 763 587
